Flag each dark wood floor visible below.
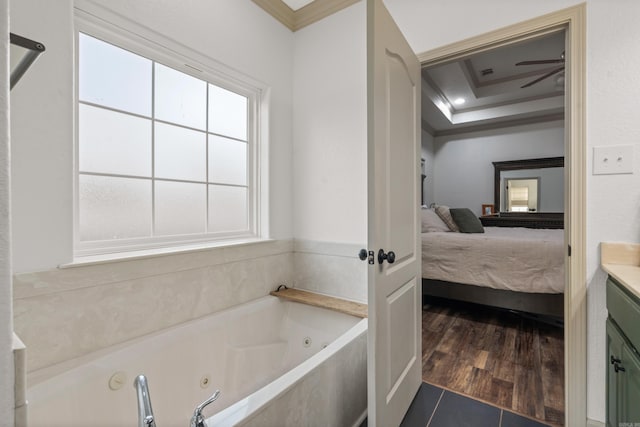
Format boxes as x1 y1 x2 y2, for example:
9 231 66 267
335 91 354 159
421 299 564 426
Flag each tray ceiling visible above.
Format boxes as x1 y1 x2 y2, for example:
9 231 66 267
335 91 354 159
422 31 565 136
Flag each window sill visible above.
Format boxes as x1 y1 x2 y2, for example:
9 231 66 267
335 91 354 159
63 237 275 269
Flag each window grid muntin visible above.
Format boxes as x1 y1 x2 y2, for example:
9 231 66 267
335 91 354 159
77 31 253 251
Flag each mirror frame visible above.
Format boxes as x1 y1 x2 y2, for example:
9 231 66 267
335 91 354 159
493 156 564 213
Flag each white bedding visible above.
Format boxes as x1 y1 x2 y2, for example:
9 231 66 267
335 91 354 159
421 227 564 294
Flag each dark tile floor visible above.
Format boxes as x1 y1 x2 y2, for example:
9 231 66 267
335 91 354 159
360 382 552 427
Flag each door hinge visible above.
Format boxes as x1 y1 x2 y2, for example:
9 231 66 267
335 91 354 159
568 245 572 257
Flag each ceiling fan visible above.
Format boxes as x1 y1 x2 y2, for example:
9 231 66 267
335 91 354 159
516 51 565 88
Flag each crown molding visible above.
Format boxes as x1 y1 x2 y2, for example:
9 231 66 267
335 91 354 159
252 0 295 30
252 0 359 31
434 112 564 138
294 0 359 31
455 92 563 114
421 119 436 137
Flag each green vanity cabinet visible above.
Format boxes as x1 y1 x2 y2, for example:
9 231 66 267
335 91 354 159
606 276 640 427
607 319 623 427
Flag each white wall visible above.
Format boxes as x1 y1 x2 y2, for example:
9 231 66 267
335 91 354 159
385 0 640 422
10 0 73 274
10 0 294 274
584 1 640 422
0 0 14 422
292 1 367 245
385 0 584 54
290 2 367 303
421 130 435 206
432 122 564 216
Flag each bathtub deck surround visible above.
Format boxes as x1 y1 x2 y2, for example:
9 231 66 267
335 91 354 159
16 234 372 425
14 239 294 372
270 287 367 318
26 296 366 427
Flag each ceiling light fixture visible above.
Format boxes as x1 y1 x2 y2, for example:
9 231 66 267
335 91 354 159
453 98 465 106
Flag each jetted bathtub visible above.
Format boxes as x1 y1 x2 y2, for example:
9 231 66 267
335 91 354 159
26 295 368 427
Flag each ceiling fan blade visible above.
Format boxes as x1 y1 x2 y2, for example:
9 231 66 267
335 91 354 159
516 59 565 66
521 66 565 88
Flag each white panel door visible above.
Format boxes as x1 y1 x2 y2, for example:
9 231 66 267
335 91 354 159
366 0 422 426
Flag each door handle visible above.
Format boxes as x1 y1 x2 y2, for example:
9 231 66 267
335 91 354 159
378 249 396 264
614 363 626 373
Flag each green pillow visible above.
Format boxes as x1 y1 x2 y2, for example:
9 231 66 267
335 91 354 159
450 208 485 233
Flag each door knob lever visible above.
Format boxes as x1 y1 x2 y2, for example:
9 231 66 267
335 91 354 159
614 363 626 373
378 249 396 264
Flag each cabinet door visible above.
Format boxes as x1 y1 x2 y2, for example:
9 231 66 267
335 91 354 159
607 319 625 427
620 344 640 424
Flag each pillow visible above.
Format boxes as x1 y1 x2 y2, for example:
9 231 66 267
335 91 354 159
450 208 485 233
434 205 460 232
421 208 450 232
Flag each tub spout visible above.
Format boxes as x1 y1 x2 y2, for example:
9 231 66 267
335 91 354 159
190 390 221 427
134 375 157 427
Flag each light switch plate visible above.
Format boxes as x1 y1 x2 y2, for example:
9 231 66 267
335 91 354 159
593 145 634 175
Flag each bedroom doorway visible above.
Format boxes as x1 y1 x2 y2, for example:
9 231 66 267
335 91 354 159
415 5 586 426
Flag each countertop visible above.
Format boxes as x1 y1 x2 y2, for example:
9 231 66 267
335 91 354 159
601 242 640 300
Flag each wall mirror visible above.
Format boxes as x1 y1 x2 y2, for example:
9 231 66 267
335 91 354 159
493 156 564 213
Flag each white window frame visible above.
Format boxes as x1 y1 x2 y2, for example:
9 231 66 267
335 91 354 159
73 10 268 258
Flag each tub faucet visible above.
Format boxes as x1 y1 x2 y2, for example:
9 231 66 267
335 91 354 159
190 390 221 427
134 375 157 427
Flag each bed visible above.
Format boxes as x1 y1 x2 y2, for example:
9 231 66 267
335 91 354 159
421 224 565 320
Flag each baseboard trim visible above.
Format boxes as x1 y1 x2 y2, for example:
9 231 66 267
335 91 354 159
587 419 605 427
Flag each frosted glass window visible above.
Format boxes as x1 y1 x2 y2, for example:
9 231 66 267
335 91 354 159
155 181 206 236
79 33 151 116
208 185 247 232
76 29 259 254
208 135 247 186
155 63 206 130
208 84 247 141
79 175 152 241
79 104 152 177
155 123 206 182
